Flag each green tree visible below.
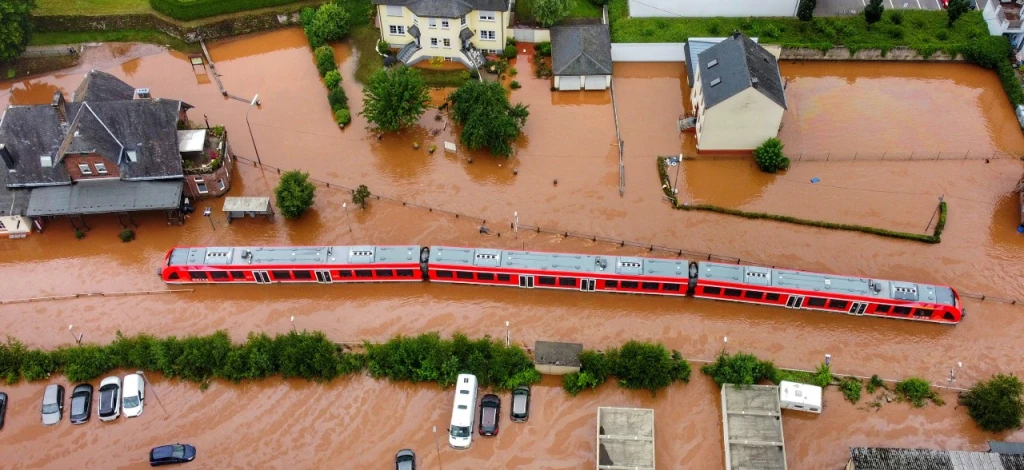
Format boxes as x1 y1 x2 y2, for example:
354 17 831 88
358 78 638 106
960 374 1024 432
361 66 430 132
313 45 337 76
701 351 777 386
533 0 570 27
947 0 970 27
305 3 352 48
352 184 371 208
324 70 342 90
0 0 36 62
753 137 790 173
274 170 317 219
448 81 529 157
797 0 816 21
864 0 884 24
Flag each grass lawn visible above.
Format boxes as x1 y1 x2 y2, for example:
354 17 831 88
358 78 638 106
34 0 153 16
351 25 467 88
514 0 602 26
30 30 199 53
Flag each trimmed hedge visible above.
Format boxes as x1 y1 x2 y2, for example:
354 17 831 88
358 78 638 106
562 341 690 396
657 157 948 244
150 0 307 22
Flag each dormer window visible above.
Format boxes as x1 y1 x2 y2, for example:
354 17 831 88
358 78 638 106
78 163 92 175
127 150 138 162
707 59 718 69
95 163 107 174
710 78 722 87
40 155 52 167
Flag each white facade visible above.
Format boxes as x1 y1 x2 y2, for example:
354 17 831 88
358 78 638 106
554 75 612 91
779 381 822 414
691 70 785 152
628 0 798 18
377 4 512 68
978 0 1024 49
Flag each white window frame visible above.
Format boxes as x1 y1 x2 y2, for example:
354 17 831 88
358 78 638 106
479 11 495 21
40 155 52 168
441 19 449 29
386 5 403 17
389 25 406 36
442 38 451 48
95 163 108 175
78 163 92 175
429 18 437 28
430 38 438 47
195 177 208 195
480 30 495 40
217 179 226 191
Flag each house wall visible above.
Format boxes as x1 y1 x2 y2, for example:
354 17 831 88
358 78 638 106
377 5 511 57
627 0 798 18
534 364 580 375
554 75 611 91
183 143 233 200
696 88 784 152
62 154 120 181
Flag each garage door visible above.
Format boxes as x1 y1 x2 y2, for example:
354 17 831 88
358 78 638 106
584 75 606 90
558 76 581 91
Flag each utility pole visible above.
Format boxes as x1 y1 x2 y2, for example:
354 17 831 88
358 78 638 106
67 324 82 345
203 207 215 230
246 94 262 165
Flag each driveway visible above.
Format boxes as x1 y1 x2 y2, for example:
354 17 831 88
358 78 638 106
814 0 944 16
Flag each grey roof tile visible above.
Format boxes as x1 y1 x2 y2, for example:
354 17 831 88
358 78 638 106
372 0 508 19
72 70 136 102
551 24 612 76
26 179 182 216
697 33 786 110
0 105 72 187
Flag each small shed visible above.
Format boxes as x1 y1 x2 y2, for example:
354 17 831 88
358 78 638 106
551 24 613 91
534 341 582 375
222 197 274 223
597 407 655 470
177 129 207 154
778 381 822 414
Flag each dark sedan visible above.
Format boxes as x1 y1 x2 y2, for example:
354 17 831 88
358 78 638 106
70 384 93 424
0 392 7 430
150 444 196 466
478 394 500 437
395 449 415 470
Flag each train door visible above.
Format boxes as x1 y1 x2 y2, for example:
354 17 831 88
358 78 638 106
785 295 804 309
315 270 333 284
254 271 271 284
848 302 867 316
518 275 534 288
580 279 596 292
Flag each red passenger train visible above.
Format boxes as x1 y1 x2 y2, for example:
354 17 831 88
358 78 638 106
161 245 964 325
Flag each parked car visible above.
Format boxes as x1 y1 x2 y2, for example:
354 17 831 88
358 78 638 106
478 394 501 436
122 373 145 418
510 385 530 422
150 443 196 466
98 376 121 421
0 392 7 430
41 384 64 426
70 384 93 424
395 449 416 470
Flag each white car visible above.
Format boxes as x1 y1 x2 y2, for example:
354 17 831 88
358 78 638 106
97 376 121 422
122 374 145 418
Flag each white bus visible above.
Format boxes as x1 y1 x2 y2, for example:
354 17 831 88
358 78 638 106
448 374 478 449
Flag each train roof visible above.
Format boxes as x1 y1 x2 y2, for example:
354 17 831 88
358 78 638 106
698 261 956 306
167 245 422 267
428 246 690 279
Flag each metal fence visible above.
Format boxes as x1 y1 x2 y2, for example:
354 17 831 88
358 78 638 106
692 150 1023 163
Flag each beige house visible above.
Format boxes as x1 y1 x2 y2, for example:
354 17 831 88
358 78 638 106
373 0 512 69
690 32 787 154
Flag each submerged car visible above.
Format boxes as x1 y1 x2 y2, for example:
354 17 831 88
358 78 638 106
395 449 416 470
122 374 145 418
478 394 501 436
510 385 530 423
70 384 93 424
98 376 121 421
150 444 196 466
0 392 7 430
41 384 64 426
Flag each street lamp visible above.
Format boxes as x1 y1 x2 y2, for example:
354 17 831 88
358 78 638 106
245 94 262 166
342 203 352 233
505 321 510 347
290 316 296 332
68 324 82 345
949 361 963 384
203 207 215 230
432 425 444 470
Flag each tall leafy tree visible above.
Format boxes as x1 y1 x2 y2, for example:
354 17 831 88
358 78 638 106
533 0 569 27
0 0 36 63
274 170 317 219
361 66 430 132
448 81 529 158
960 374 1024 432
864 0 884 24
947 0 971 27
304 3 352 48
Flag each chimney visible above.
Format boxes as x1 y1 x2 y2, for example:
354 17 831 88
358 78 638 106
134 88 151 100
51 91 66 123
0 144 14 169
732 31 741 40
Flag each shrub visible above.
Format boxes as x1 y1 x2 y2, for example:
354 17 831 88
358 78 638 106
612 341 690 395
314 45 337 76
895 377 944 407
509 66 518 77
274 331 343 381
274 170 317 219
959 374 1024 432
533 0 570 27
889 10 904 25
0 338 27 384
839 377 863 404
563 371 602 396
304 3 352 48
58 345 113 383
701 351 776 386
376 39 390 55
20 350 57 381
589 0 609 5
535 41 552 57
335 109 352 126
774 362 832 388
352 184 371 208
504 44 518 59
328 86 349 111
947 0 970 27
108 332 161 372
299 6 316 27
74 229 85 240
324 70 342 90
119 229 136 242
469 69 480 79
864 0 884 24
509 80 521 89
753 137 790 173
797 0 816 21
867 374 886 393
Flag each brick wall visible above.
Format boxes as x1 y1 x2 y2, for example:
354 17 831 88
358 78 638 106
62 154 120 180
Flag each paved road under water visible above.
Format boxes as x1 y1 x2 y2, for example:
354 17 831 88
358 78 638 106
2 29 1024 468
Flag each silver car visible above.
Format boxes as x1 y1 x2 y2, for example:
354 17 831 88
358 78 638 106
41 384 64 426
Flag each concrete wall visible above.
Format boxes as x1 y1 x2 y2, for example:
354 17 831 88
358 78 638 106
610 43 686 62
627 0 797 18
697 88 784 152
535 364 581 375
778 46 962 61
512 27 551 43
31 9 302 43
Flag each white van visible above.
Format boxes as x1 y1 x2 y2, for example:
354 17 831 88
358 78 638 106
448 374 478 449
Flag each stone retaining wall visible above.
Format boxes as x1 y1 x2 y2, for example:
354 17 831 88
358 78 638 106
31 9 303 44
779 46 963 61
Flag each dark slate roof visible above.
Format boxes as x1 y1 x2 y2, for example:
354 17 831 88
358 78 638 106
80 99 185 180
534 341 583 367
697 33 786 110
372 0 509 18
26 179 182 216
849 447 1024 470
0 105 72 187
551 24 612 76
72 70 136 103
0 184 30 216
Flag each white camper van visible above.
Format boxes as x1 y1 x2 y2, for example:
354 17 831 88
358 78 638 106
449 374 478 449
779 380 822 414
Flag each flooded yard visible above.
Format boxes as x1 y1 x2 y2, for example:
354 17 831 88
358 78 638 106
2 28 1024 468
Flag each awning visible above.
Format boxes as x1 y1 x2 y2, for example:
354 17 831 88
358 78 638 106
177 129 207 153
26 179 182 216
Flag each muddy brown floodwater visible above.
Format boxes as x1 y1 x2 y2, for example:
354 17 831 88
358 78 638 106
2 29 1024 468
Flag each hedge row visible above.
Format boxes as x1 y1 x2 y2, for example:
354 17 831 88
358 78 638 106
150 0 308 22
562 341 690 396
657 157 947 244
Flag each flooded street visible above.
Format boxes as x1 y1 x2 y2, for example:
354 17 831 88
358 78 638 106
3 29 1024 468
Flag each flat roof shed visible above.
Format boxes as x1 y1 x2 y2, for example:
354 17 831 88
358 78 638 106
597 407 655 470
222 196 273 223
534 341 582 375
722 384 787 470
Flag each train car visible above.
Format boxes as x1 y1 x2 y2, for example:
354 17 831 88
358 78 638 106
426 246 694 296
693 261 963 324
161 245 425 284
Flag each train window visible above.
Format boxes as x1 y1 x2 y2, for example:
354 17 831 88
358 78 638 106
744 291 764 300
231 271 245 280
477 273 495 281
702 286 721 295
621 281 638 289
807 297 828 307
293 271 312 280
497 274 511 281
724 289 742 297
188 271 208 280
210 271 229 280
642 282 660 290
376 270 394 277
943 312 955 321
828 299 848 309
538 276 556 286
892 306 912 315
272 270 291 280
167 272 180 280
663 283 680 291
766 293 780 301
355 270 373 278
456 271 474 280
604 280 619 289
396 269 415 277
913 308 934 317
436 270 453 278
559 277 576 287
874 305 891 313
338 270 353 277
